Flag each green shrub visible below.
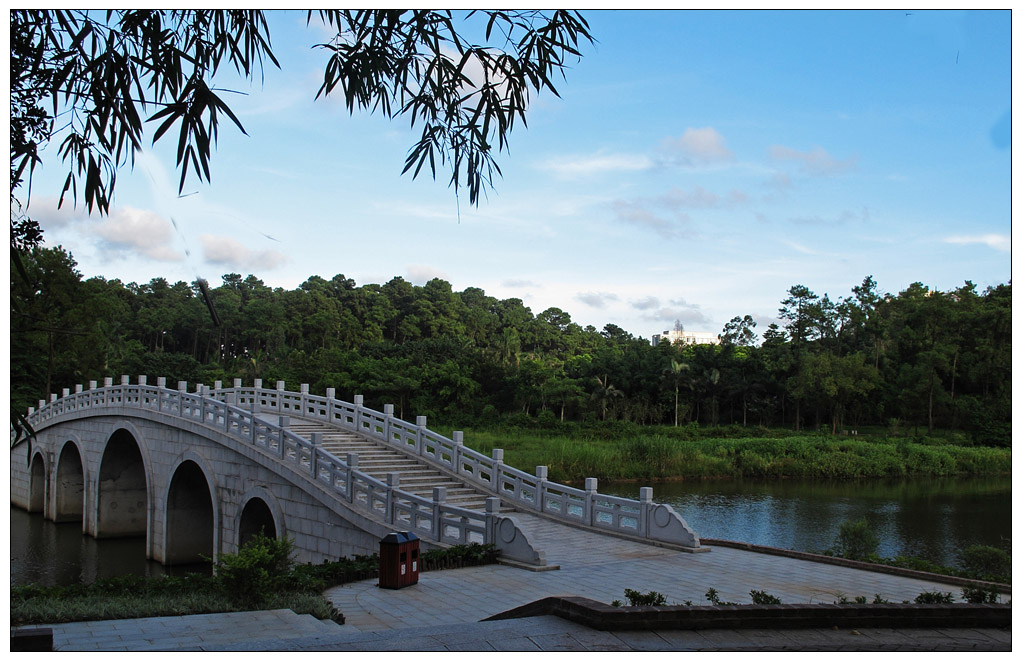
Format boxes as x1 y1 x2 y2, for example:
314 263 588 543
961 587 1000 604
623 588 667 606
749 589 781 604
914 590 954 604
959 545 1011 581
832 518 880 561
214 533 295 606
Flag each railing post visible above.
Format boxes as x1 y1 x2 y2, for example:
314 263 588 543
138 375 147 386
104 377 113 387
484 497 501 545
536 466 548 513
120 375 129 386
452 431 464 476
491 449 504 490
278 416 289 457
178 381 187 417
310 433 321 477
89 380 98 390
276 380 285 413
300 383 309 416
353 395 364 431
325 388 336 423
346 453 359 502
383 404 394 443
251 379 262 415
214 379 222 392
639 487 653 537
416 416 427 455
62 388 70 398
432 487 447 542
584 477 598 526
385 473 400 524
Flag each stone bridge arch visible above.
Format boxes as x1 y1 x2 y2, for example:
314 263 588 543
54 438 86 525
28 451 47 514
164 453 219 566
96 426 150 539
237 486 285 548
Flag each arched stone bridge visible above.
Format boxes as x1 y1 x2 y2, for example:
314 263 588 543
10 376 703 567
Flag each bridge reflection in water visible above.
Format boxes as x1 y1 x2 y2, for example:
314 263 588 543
11 376 703 570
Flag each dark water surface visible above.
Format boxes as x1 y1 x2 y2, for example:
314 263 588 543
602 476 1012 567
10 476 1011 585
10 506 209 586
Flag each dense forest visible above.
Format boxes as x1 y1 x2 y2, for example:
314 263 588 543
11 246 1011 446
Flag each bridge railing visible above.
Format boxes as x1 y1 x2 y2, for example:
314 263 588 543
23 376 701 551
213 379 700 550
21 377 518 555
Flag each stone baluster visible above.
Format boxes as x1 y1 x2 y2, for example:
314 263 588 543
584 477 598 526
309 432 322 478
432 487 447 542
177 381 188 417
385 473 400 524
452 431 464 475
325 388 336 423
639 486 653 537
276 380 285 413
300 383 309 417
491 449 504 490
278 416 290 457
536 465 549 513
416 416 427 455
345 453 359 502
383 404 394 444
252 379 263 415
353 395 364 432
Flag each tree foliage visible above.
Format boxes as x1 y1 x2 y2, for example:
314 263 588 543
10 249 1012 446
9 9 593 249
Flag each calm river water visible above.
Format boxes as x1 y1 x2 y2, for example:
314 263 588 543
10 475 1011 586
602 476 1011 566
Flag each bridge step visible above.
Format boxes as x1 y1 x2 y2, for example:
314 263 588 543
285 418 514 513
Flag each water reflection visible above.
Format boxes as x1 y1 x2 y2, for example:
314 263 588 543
602 476 1011 567
11 476 1010 585
10 507 210 586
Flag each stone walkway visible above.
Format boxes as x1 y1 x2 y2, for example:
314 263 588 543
17 518 1011 651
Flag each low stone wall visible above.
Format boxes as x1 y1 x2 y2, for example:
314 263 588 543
484 596 1012 631
702 538 1012 595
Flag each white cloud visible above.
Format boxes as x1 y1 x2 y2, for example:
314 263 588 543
769 144 857 176
661 127 735 164
631 296 661 311
538 152 654 177
943 234 1010 252
94 207 184 262
612 200 690 239
406 264 448 284
201 234 286 270
575 291 619 308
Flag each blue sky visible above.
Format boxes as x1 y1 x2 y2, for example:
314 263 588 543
26 9 1012 341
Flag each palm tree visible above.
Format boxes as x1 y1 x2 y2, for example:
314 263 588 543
592 375 623 421
663 359 690 426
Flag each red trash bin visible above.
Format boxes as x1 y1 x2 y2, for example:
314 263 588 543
379 531 419 589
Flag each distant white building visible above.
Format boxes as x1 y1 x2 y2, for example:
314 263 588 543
651 329 721 347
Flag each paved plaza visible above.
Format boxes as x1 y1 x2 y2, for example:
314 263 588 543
15 518 1011 652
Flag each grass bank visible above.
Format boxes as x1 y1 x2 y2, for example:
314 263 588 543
11 540 498 627
434 422 1011 483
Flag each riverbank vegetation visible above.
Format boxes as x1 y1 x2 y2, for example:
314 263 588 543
12 250 1011 450
11 536 498 626
436 422 1011 483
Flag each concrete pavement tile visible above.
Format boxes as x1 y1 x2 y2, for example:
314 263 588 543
528 632 589 651
490 636 543 651
633 628 710 650
610 629 676 651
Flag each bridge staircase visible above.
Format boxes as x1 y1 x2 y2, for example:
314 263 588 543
286 420 515 514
